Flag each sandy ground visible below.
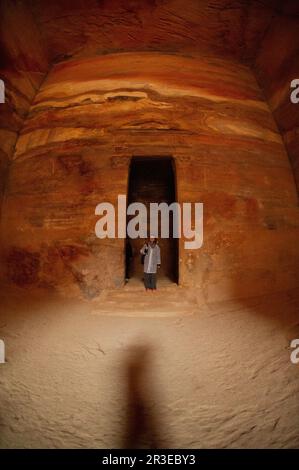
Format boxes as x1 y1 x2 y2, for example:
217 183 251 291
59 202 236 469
0 284 299 448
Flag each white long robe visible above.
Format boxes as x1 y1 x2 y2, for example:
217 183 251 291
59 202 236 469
140 243 161 274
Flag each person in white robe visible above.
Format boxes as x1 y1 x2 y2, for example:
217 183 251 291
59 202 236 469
140 237 161 291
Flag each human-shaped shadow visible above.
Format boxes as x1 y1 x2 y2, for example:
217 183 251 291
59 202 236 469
122 344 161 449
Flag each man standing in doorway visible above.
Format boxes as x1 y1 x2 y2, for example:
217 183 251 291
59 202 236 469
140 237 161 291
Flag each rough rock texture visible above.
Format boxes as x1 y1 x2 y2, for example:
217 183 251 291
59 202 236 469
1 52 299 300
0 0 48 212
1 0 299 450
30 0 279 62
255 0 299 192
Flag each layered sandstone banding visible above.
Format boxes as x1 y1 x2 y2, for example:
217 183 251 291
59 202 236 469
0 0 48 212
255 0 299 191
0 0 299 451
1 52 299 300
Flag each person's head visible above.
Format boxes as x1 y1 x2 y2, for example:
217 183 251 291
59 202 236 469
149 236 157 246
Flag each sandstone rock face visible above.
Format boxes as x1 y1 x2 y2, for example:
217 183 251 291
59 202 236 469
30 0 277 62
0 0 48 213
255 0 299 192
2 52 299 300
1 1 299 452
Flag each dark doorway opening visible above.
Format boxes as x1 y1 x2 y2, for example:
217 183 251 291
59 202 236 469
126 157 178 285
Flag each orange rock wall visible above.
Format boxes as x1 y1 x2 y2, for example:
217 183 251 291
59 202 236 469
0 0 48 212
255 0 299 192
30 0 277 62
2 52 299 300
